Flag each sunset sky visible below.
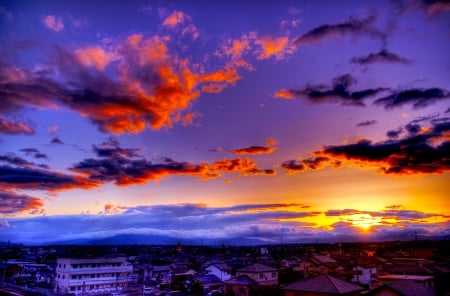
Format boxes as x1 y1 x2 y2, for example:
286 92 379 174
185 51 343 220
0 0 449 245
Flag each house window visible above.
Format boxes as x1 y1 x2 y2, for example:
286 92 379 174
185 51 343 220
272 272 276 278
70 287 75 291
259 273 264 279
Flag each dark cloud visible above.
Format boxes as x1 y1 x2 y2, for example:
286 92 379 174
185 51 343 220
51 137 64 145
71 157 206 185
386 129 402 138
422 0 450 15
281 157 341 175
281 160 305 173
275 74 387 106
232 146 277 155
0 153 48 169
351 49 412 65
356 120 377 127
0 190 43 214
325 208 446 220
20 148 49 159
93 137 141 158
71 141 275 185
321 118 450 175
374 88 450 109
276 74 448 110
294 14 385 46
0 115 35 135
283 116 450 175
0 165 99 191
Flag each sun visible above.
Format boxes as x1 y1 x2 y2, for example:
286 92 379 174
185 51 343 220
347 214 382 232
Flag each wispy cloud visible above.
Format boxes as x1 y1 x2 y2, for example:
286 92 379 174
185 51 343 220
294 14 385 46
20 148 49 160
275 74 386 106
0 116 35 135
375 88 450 109
0 153 48 169
356 120 377 127
351 49 412 65
41 15 64 32
254 36 295 60
0 190 43 214
232 138 278 155
0 165 100 192
275 74 449 109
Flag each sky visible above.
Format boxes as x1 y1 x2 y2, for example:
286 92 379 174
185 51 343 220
0 0 449 245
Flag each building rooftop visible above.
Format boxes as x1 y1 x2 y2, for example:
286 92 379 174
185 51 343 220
237 263 277 273
312 255 337 264
224 275 259 286
368 280 436 296
377 274 434 282
282 274 363 294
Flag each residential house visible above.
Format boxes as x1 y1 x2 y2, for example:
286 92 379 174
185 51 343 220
281 257 301 271
236 263 278 287
352 264 377 285
224 275 259 296
193 274 223 294
151 265 172 283
299 255 338 276
282 273 363 296
204 261 232 281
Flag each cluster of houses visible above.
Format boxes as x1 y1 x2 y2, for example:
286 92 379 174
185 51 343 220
0 242 449 295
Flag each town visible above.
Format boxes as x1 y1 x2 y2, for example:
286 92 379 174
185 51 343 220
0 239 449 296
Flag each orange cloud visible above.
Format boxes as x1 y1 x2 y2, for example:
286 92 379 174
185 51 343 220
4 30 249 135
218 34 255 71
254 36 294 60
0 190 44 214
162 10 187 27
200 68 240 84
75 46 113 71
233 146 277 155
274 89 295 99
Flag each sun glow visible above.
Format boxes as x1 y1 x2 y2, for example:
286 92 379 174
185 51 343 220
346 214 382 231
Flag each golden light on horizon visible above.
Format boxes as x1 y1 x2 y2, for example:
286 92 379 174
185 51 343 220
345 214 382 232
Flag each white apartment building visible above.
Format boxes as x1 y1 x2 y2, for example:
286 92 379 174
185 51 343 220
54 257 133 295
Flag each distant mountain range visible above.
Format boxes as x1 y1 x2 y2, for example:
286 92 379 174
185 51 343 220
36 233 450 246
3 232 449 247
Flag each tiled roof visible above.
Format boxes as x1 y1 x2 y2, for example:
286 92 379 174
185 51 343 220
368 280 436 296
237 263 277 273
206 262 231 271
194 274 222 284
312 255 337 264
282 274 363 294
224 275 259 286
387 280 436 296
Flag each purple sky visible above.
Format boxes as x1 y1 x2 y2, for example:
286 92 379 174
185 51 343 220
0 0 449 245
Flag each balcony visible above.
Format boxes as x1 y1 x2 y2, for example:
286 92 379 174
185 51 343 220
58 266 132 274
